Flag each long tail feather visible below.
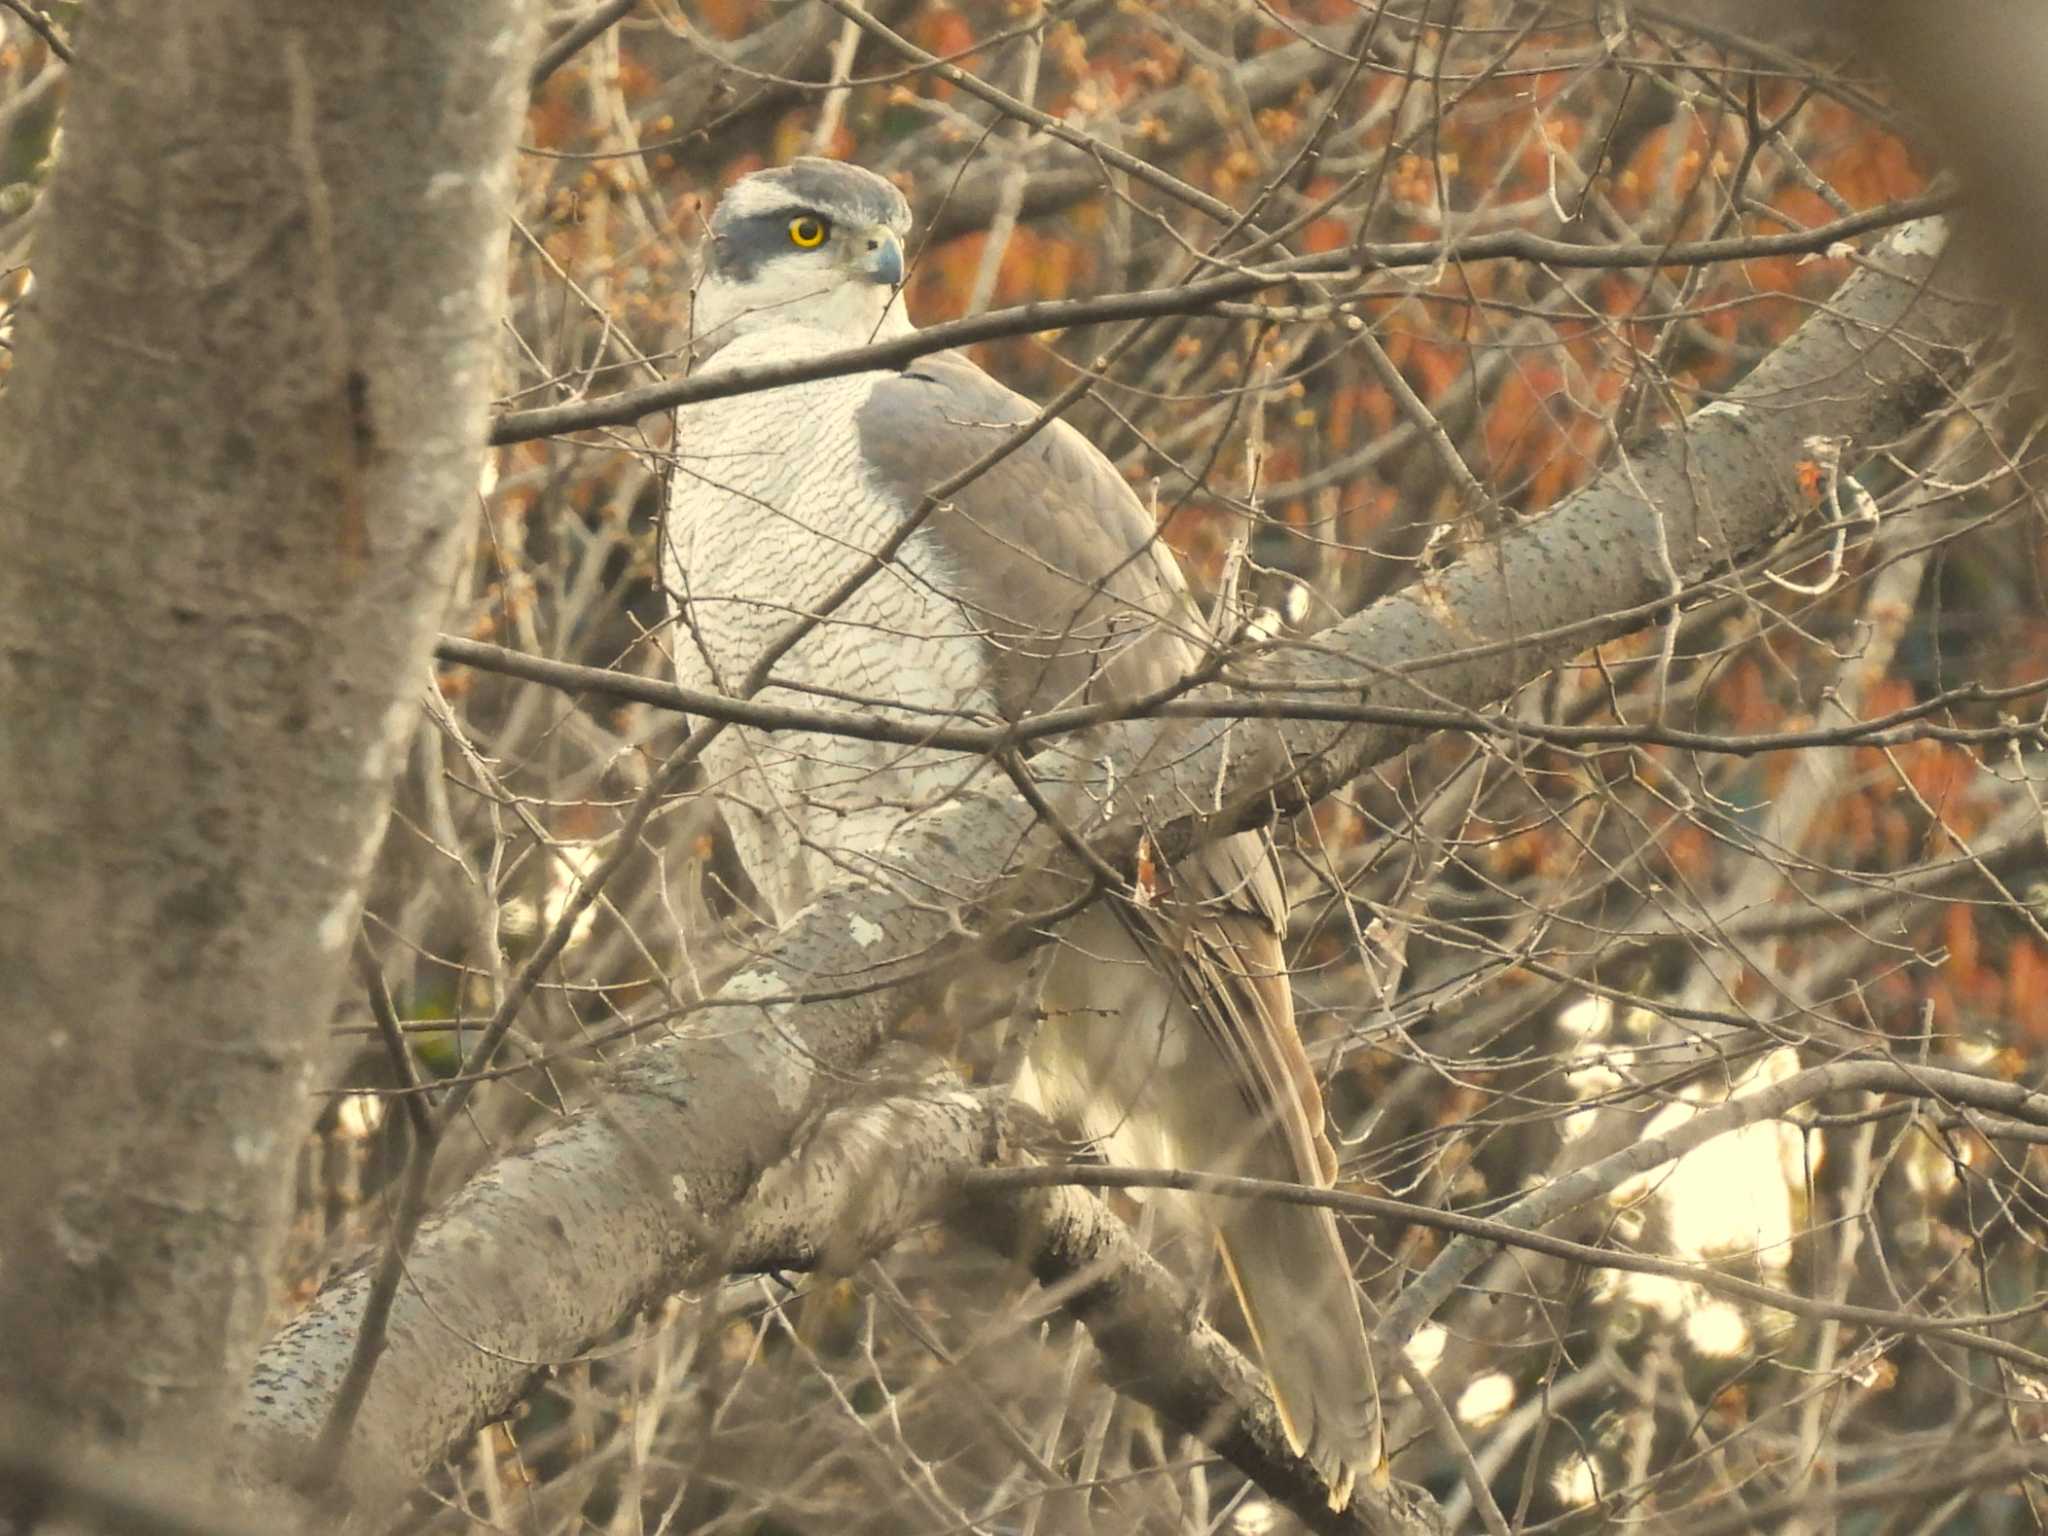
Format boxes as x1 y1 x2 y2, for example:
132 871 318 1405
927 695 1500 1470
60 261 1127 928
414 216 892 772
1216 1198 1381 1508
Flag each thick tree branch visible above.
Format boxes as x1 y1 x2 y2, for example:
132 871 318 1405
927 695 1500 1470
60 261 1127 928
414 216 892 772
1176 220 1981 858
956 1180 1449 1536
239 1039 996 1503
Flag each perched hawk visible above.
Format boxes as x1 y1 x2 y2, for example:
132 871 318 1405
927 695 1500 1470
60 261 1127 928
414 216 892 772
665 159 1378 1501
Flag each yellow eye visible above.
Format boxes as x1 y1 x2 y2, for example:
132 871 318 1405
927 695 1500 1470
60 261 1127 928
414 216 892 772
788 215 828 249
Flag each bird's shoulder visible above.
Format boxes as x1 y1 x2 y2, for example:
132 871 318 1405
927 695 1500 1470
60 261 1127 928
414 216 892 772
856 350 1208 716
857 350 1126 506
856 349 1191 607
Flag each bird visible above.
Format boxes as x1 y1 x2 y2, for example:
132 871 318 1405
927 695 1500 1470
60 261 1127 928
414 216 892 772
664 157 1380 1503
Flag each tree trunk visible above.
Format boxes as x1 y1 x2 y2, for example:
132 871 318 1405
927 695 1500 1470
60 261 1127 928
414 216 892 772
0 0 537 1468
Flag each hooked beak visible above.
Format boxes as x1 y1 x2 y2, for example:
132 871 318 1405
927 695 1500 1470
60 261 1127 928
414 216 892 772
859 226 905 287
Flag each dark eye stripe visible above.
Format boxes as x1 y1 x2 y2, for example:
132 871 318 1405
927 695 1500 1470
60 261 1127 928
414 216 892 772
709 208 842 282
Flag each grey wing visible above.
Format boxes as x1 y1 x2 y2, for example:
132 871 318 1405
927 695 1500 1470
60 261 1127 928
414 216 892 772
859 350 1288 914
857 352 1213 723
858 352 1323 1157
862 354 1377 1486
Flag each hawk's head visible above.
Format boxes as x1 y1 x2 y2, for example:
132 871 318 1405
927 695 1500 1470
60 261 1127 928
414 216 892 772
693 159 913 346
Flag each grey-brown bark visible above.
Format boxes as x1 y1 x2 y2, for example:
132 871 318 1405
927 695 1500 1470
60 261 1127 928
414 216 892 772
237 218 1983 1533
0 0 539 1469
957 1179 1453 1536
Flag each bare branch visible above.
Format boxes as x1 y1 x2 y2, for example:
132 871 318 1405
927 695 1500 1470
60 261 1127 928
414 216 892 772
488 193 1955 445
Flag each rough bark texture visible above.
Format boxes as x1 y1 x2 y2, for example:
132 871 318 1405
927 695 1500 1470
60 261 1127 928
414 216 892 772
239 870 993 1502
959 1184 1450 1536
1207 220 1981 850
238 219 1983 1535
0 0 538 1460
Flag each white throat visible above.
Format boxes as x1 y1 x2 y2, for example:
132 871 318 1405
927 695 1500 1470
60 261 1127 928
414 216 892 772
693 268 913 356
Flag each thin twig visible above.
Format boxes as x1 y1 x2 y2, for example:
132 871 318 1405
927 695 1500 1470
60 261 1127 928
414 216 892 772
432 632 2048 759
529 0 638 91
0 0 72 63
489 191 1957 444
